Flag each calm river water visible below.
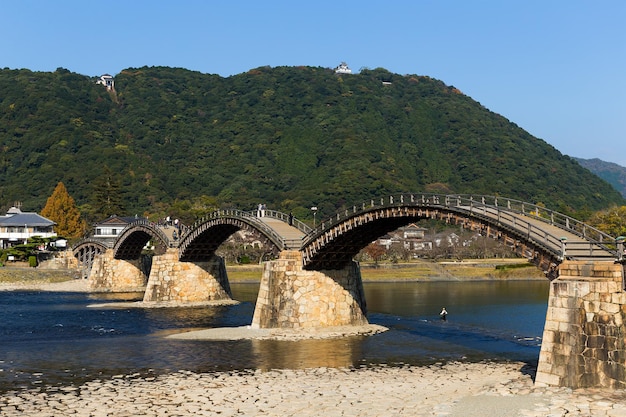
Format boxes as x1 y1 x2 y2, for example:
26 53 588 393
0 280 548 392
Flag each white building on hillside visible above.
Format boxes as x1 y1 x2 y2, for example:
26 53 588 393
334 62 352 74
96 74 115 91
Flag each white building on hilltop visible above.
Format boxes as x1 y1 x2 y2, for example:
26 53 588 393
334 62 352 74
96 74 115 91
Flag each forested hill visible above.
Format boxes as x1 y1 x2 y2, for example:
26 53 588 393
575 158 626 198
0 66 623 223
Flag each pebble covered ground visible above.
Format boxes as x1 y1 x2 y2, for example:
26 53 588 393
2 362 626 417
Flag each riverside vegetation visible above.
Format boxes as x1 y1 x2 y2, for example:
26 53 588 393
0 259 544 287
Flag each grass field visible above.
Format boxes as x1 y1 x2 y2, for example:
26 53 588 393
0 259 545 285
227 259 545 282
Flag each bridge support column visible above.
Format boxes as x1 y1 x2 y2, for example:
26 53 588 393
143 249 232 303
88 249 147 292
536 260 626 388
251 251 368 329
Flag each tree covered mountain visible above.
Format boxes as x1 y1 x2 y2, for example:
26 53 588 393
0 65 623 224
575 158 626 199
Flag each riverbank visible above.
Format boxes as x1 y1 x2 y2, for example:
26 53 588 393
0 258 545 291
227 258 546 282
0 267 86 291
1 362 624 416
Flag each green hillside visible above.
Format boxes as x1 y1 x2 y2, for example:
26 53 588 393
0 66 623 224
575 158 626 199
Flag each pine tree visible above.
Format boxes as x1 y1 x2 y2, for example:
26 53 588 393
92 166 125 218
41 182 87 239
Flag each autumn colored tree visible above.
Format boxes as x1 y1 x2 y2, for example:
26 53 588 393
362 242 387 264
41 182 87 239
588 206 626 237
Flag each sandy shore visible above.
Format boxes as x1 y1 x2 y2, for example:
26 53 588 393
2 362 625 416
0 277 91 292
167 324 389 341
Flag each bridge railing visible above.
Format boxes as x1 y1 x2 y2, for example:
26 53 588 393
310 193 618 259
117 219 173 248
454 198 616 259
71 237 114 251
185 209 291 250
451 194 615 246
257 209 313 234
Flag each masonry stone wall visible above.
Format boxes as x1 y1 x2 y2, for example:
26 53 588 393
38 250 79 270
143 249 232 303
536 260 626 388
251 251 368 329
88 249 147 292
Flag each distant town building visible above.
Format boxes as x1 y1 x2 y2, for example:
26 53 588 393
0 206 56 249
96 74 115 91
334 62 352 74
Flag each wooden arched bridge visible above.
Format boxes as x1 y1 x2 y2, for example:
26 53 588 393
72 193 626 389
73 193 622 278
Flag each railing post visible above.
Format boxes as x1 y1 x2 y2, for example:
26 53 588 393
560 237 567 260
618 237 626 291
617 236 625 263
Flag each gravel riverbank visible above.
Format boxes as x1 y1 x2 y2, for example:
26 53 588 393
2 362 625 416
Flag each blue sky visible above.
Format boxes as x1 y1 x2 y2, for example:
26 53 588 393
3 1 625 166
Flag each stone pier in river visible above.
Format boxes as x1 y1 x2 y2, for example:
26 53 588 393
251 251 368 328
143 249 232 303
88 249 146 292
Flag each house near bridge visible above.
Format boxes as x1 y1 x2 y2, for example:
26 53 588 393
0 206 56 249
93 215 144 242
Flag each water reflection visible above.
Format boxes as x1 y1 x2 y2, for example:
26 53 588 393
251 337 362 370
86 292 144 301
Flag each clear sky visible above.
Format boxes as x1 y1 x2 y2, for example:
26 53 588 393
3 0 625 166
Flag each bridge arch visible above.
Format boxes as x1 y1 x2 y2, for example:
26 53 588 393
301 194 618 276
72 238 111 278
113 220 171 259
178 210 289 262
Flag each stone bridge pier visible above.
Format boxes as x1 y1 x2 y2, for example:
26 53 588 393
536 260 626 388
88 249 147 292
143 249 233 303
251 251 368 328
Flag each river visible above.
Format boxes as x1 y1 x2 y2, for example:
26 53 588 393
0 280 548 392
